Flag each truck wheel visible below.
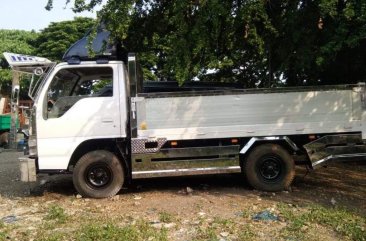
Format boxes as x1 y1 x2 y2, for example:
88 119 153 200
244 144 295 192
73 150 124 198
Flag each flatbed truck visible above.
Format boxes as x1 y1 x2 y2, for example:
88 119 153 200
4 39 366 198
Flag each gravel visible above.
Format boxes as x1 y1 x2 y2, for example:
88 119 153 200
0 150 30 197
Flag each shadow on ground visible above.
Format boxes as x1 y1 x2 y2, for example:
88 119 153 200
1 150 365 215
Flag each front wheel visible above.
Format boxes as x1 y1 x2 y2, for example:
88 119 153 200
73 150 124 198
244 144 295 192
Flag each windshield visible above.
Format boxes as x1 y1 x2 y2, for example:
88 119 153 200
46 66 113 119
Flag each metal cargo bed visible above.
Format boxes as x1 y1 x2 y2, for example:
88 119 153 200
134 84 366 141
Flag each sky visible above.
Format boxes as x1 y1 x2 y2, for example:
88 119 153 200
0 0 101 31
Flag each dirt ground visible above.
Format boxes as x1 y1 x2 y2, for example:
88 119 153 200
0 150 365 240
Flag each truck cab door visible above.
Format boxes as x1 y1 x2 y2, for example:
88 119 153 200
36 63 122 170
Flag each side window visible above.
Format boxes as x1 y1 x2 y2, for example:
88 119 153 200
46 67 113 119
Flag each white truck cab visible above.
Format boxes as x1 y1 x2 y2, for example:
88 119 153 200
35 61 127 170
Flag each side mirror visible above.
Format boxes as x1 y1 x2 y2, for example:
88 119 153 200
34 67 44 76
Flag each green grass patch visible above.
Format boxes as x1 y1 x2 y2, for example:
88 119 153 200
37 233 68 241
238 225 255 240
77 220 168 241
0 221 8 241
279 203 366 241
159 211 174 223
0 232 7 241
44 205 68 224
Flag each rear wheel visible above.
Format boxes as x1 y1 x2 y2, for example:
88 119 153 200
244 144 295 191
73 150 124 198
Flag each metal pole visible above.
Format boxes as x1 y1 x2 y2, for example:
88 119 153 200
9 71 20 149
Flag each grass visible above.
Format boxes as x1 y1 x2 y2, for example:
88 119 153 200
0 231 6 241
195 225 217 241
38 234 66 241
159 211 175 223
238 225 255 240
44 205 68 224
193 217 237 241
32 219 168 241
278 203 366 241
77 220 168 241
0 221 8 241
2 199 364 241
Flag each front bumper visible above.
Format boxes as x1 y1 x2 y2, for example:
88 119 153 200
19 157 37 182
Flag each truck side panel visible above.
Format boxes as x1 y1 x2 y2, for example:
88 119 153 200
136 89 364 140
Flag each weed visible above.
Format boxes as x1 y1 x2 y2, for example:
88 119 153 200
38 232 66 241
309 206 366 241
193 217 235 241
212 217 233 227
159 211 174 223
238 225 255 240
238 209 251 218
278 203 366 241
0 232 7 241
44 205 68 224
43 221 56 230
194 225 217 241
77 220 168 241
0 221 8 241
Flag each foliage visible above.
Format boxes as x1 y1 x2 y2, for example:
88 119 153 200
77 221 168 241
44 205 68 224
0 30 38 96
158 211 175 223
45 0 366 87
34 17 95 61
279 203 366 241
0 17 94 98
0 220 8 241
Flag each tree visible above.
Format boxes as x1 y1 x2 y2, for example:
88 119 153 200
46 0 366 87
0 18 95 99
267 1 366 86
34 17 95 61
0 30 38 97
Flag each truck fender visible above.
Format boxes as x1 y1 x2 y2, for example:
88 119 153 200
240 136 299 156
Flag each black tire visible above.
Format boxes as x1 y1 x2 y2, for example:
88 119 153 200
244 144 295 192
73 150 124 198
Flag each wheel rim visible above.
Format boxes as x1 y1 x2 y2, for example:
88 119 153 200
258 156 282 181
85 163 112 188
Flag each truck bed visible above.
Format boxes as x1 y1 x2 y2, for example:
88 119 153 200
135 85 365 140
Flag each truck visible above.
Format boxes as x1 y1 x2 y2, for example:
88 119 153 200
4 31 366 198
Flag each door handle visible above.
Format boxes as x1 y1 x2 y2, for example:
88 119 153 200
101 118 113 123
